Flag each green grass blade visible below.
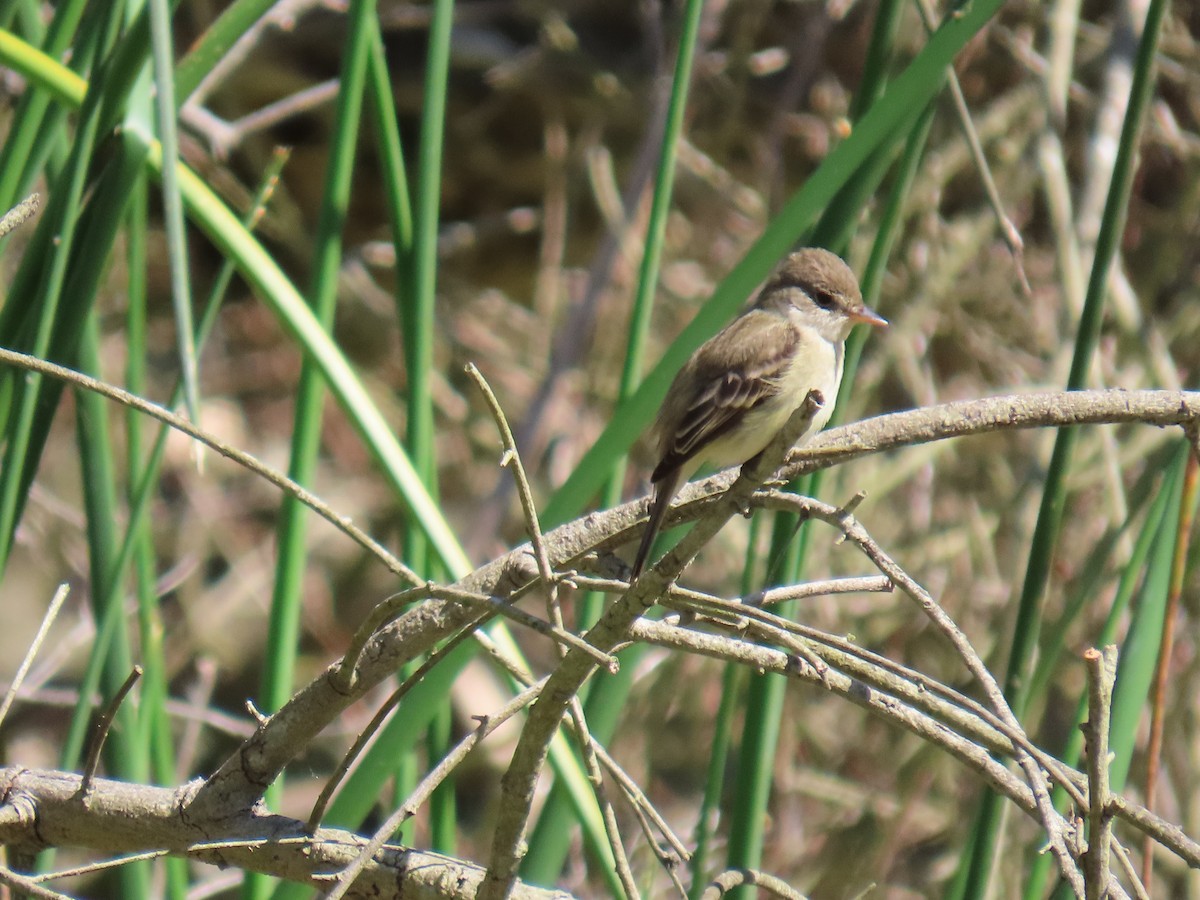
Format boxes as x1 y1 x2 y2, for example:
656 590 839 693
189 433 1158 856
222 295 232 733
403 0 451 501
1027 449 1175 704
1109 449 1198 791
853 0 905 119
123 172 190 900
0 0 40 34
247 5 375 895
0 6 125 575
0 28 472 576
366 19 412 284
260 0 375 716
36 130 148 769
688 658 748 897
73 315 151 897
148 0 199 424
402 0 455 850
0 0 87 211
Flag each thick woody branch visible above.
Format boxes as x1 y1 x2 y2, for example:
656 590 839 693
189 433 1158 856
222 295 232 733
0 768 568 900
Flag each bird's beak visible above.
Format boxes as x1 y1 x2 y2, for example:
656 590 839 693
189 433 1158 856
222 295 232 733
851 305 888 328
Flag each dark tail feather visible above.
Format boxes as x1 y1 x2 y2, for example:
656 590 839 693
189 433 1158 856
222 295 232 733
630 467 683 581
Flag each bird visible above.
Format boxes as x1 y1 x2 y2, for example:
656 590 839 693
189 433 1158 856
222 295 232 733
630 248 886 581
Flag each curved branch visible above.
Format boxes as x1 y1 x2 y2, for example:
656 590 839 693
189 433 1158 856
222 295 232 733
188 389 1200 820
0 346 420 584
789 389 1200 475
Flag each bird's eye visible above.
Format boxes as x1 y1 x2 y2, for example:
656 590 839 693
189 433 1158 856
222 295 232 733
810 288 837 310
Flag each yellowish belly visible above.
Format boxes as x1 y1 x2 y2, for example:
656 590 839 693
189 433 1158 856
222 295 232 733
702 333 841 469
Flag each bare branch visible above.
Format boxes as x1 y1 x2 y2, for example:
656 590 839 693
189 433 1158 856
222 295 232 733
0 346 420 586
627 617 1200 873
700 868 810 900
787 390 1200 476
187 389 1199 821
478 392 826 899
1083 646 1117 899
327 680 547 900
0 768 569 900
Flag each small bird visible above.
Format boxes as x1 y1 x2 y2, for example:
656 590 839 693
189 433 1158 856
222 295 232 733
630 248 886 580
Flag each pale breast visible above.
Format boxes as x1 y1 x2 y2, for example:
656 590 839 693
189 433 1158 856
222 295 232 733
700 326 843 468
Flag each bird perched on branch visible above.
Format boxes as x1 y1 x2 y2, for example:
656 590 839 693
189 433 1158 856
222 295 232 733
631 248 886 580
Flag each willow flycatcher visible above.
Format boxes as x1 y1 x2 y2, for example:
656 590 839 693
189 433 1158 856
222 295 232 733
630 248 886 580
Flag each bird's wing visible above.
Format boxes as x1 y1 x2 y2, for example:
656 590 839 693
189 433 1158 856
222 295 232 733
651 312 798 483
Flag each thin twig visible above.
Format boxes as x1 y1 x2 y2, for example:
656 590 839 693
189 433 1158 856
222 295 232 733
184 0 334 105
1083 646 1117 899
307 621 485 831
336 583 436 689
0 584 69 732
326 679 547 900
620 792 688 899
743 575 893 607
628 613 1200 876
469 626 538 685
447 587 615 671
578 572 1093 825
336 582 614 694
0 347 420 585
1110 836 1150 900
700 868 809 899
468 363 638 896
758 491 1085 888
80 667 143 798
562 694 640 900
913 0 1030 296
175 658 221 782
636 615 1058 834
592 741 691 864
0 864 74 900
223 79 340 149
465 363 562 618
29 849 171 883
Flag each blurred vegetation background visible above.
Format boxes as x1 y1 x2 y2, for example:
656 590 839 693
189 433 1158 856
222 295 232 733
0 0 1198 897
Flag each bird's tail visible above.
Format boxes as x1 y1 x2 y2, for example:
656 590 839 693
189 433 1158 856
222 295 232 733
630 467 683 582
